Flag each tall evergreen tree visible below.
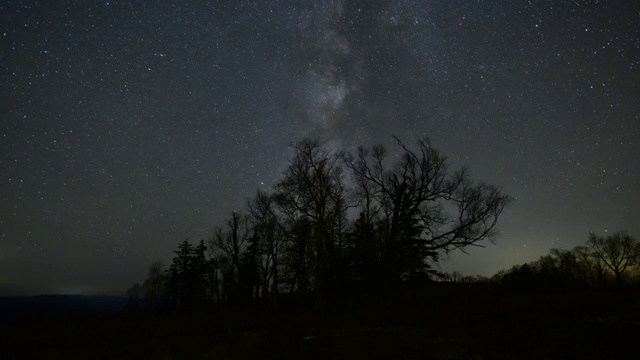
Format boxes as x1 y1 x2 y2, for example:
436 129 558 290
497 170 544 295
165 239 194 307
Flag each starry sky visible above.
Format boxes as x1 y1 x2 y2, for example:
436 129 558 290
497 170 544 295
1 0 639 295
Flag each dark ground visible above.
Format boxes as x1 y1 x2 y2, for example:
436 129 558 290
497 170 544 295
2 284 638 359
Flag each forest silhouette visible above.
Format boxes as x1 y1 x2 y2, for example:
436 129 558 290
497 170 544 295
4 137 639 359
127 138 640 314
127 136 513 311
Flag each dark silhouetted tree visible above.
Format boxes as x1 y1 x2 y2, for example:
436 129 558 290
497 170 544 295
165 239 207 307
247 190 285 308
189 239 209 305
343 137 512 287
163 239 211 307
547 248 585 288
142 261 166 310
235 233 261 304
210 211 252 304
274 138 348 309
505 263 534 289
126 282 142 311
490 269 507 284
344 211 379 290
588 231 639 286
282 218 313 297
165 240 192 306
573 245 605 287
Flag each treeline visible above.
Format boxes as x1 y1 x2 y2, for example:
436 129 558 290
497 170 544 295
443 231 640 290
127 137 512 310
493 231 640 290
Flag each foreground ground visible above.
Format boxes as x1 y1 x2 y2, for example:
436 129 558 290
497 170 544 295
2 284 639 359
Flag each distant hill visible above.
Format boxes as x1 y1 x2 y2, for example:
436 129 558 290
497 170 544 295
0 295 127 325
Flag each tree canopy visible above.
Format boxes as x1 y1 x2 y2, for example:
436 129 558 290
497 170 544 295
130 136 513 309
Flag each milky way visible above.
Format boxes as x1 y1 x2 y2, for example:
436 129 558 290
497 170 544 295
1 0 639 294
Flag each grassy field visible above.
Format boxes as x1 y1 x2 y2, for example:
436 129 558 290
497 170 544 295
2 284 638 359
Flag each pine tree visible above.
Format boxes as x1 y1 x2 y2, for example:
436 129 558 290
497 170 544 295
165 239 194 307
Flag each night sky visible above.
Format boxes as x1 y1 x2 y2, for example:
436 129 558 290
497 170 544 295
2 1 639 295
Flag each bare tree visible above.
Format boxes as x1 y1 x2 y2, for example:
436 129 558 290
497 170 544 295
572 245 605 287
587 231 639 286
274 138 348 309
209 211 252 303
247 190 285 307
205 242 221 303
343 136 512 283
142 261 166 310
126 283 142 311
